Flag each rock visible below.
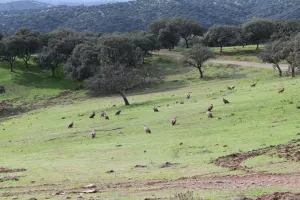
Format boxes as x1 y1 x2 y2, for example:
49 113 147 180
82 189 97 193
52 191 64 196
29 198 37 200
106 170 115 173
83 184 96 189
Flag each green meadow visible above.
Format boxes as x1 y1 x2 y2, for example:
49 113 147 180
1 51 300 200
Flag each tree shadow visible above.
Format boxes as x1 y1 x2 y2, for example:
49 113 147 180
8 63 78 90
201 73 247 81
216 49 263 56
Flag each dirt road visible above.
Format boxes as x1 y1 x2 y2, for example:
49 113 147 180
153 50 289 70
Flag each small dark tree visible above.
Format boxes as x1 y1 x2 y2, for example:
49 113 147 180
0 36 21 72
260 40 285 77
148 18 169 36
129 31 160 62
158 28 180 50
168 18 204 48
182 44 215 78
204 25 240 52
64 43 101 81
242 19 276 50
15 28 41 68
36 46 66 77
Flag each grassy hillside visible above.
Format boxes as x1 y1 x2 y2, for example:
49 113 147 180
1 54 300 199
1 0 300 34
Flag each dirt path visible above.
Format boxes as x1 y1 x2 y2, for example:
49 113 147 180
108 172 300 192
153 50 289 70
3 172 300 198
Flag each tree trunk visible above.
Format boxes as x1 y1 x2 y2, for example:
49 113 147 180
198 67 203 79
274 63 282 77
51 68 55 77
120 89 130 106
291 66 295 77
24 60 29 68
256 43 259 50
9 61 13 72
220 45 223 53
185 38 189 48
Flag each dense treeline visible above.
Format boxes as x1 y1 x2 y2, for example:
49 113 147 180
1 0 300 34
1 17 300 105
0 27 161 105
0 1 49 11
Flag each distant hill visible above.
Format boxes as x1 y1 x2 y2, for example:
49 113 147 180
37 0 131 6
1 0 300 34
0 1 50 11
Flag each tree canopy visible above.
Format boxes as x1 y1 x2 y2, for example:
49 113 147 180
204 25 240 52
242 19 276 49
182 44 215 78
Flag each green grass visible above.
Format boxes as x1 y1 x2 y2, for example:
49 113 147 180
0 59 81 106
171 45 264 63
213 45 263 63
1 54 300 199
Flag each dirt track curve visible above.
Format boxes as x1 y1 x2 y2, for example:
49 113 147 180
153 50 289 70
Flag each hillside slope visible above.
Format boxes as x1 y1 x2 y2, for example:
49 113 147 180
1 0 300 34
0 1 49 11
1 53 300 199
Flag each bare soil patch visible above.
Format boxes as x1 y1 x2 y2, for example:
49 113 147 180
258 192 300 200
0 102 25 118
0 167 26 173
236 192 300 200
214 139 300 170
153 50 289 70
0 176 19 182
2 173 300 198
